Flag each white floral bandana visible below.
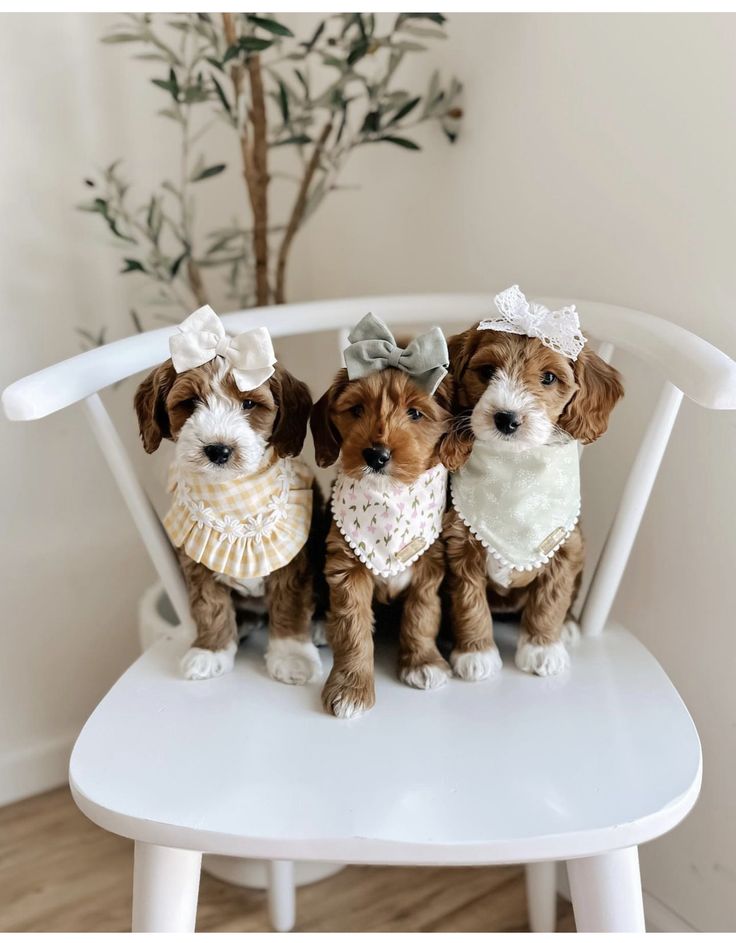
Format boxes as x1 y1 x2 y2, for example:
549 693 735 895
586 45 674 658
164 448 313 580
332 465 448 578
450 440 580 585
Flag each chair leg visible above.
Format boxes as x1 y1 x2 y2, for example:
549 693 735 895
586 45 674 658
268 859 296 932
526 861 558 931
132 841 202 932
566 846 645 932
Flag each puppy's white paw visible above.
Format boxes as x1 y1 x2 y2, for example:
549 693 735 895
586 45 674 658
266 637 322 685
330 693 367 719
181 642 237 681
400 662 451 690
515 633 570 677
450 648 503 681
561 618 581 647
312 618 329 647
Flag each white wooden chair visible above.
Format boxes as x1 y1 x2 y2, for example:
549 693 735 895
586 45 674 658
4 295 736 933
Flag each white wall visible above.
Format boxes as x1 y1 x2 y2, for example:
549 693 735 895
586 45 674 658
1 11 735 932
288 13 736 931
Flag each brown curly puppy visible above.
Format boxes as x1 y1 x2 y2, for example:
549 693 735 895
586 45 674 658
444 325 623 679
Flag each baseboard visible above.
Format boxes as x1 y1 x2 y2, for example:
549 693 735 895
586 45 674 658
0 730 76 807
556 862 697 932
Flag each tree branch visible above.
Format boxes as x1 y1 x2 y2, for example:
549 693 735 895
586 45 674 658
274 120 333 305
246 53 270 306
187 258 207 306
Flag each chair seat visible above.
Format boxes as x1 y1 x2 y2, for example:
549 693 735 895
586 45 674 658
70 623 701 866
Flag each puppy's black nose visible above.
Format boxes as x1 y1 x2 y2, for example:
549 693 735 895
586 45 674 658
204 443 233 465
494 411 521 435
363 445 391 472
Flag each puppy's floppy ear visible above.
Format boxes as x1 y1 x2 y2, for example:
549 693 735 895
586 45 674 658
310 369 348 468
269 363 313 458
558 347 624 445
134 360 176 453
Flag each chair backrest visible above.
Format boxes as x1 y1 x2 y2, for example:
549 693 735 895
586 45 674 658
4 294 736 638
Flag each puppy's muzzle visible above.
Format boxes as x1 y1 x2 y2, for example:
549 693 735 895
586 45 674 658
363 445 391 472
203 442 233 465
494 411 521 435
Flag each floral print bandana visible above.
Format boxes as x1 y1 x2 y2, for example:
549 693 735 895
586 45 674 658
331 465 448 578
164 448 313 580
451 440 581 585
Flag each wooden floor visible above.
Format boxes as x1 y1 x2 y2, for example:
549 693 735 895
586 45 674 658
0 787 574 932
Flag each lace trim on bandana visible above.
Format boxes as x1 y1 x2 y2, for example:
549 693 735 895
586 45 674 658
331 465 447 578
172 462 290 544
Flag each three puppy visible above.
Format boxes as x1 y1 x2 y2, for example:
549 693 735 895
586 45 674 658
135 290 623 718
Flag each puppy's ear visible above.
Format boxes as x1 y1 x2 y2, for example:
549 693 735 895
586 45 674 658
134 360 176 453
433 373 474 471
310 369 347 468
558 348 624 445
269 364 313 458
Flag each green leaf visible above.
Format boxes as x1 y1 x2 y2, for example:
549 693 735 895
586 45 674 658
238 36 274 53
302 20 325 52
223 43 240 64
191 163 226 181
205 55 224 72
377 135 421 150
443 126 458 144
247 15 293 37
347 38 369 66
395 13 446 28
360 110 381 134
211 76 232 116
101 32 142 44
170 251 188 277
121 258 145 273
388 96 420 125
271 134 311 148
294 68 309 98
152 78 179 100
277 80 290 123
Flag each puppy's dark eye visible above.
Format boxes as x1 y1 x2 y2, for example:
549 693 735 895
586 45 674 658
541 372 558 386
349 404 364 418
242 399 256 410
478 364 496 382
180 397 200 412
407 407 423 421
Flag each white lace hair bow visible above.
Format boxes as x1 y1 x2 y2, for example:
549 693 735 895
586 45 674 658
169 305 277 391
478 285 587 361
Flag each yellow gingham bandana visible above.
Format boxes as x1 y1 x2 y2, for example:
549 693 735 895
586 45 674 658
164 449 313 580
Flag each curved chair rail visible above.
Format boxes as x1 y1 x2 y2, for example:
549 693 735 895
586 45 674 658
3 293 736 421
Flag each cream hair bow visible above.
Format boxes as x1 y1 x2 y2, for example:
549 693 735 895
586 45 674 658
169 305 276 391
479 285 587 361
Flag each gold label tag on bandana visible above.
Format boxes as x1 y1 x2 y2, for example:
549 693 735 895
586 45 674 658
395 536 427 564
538 527 567 556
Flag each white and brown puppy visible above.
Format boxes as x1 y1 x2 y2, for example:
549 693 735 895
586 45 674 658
310 313 459 719
444 287 624 678
134 306 322 684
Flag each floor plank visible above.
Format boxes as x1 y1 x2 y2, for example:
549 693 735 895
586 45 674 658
0 787 574 932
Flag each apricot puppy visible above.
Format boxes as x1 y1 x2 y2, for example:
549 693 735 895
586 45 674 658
311 313 457 718
444 287 624 678
135 306 322 684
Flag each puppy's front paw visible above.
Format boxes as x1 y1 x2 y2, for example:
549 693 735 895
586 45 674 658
400 660 451 690
322 671 375 719
181 642 237 680
515 633 570 677
450 648 502 681
266 637 322 685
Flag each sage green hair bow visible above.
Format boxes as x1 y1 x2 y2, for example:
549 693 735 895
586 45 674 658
343 313 449 395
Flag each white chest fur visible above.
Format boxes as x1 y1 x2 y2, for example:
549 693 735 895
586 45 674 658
374 567 413 601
